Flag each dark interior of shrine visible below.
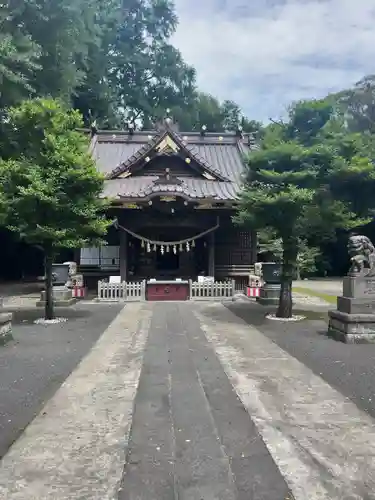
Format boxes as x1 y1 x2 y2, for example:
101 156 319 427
127 229 209 280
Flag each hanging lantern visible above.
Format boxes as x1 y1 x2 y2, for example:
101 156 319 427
179 244 183 252
160 245 164 255
141 240 145 248
166 245 170 252
147 242 151 252
186 242 190 252
173 245 177 254
192 240 195 248
153 244 157 251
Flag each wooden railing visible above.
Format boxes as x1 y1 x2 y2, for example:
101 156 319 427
97 280 145 301
189 280 235 300
97 279 236 301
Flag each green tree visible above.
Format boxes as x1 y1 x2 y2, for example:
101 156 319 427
285 98 336 145
73 0 123 127
169 92 225 131
0 98 110 319
109 0 197 125
221 100 242 131
336 75 375 134
235 140 371 318
296 242 320 279
257 228 321 278
164 92 263 134
6 0 98 102
257 228 282 262
0 7 40 110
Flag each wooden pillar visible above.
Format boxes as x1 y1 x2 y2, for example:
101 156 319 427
251 230 258 263
119 229 128 281
208 231 215 277
74 248 80 265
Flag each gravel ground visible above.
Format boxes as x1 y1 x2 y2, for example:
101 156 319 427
225 300 375 419
0 302 123 458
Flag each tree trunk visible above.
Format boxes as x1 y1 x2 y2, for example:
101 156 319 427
44 249 54 320
276 235 298 318
295 258 301 280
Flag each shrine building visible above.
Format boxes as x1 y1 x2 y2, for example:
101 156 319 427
79 117 257 290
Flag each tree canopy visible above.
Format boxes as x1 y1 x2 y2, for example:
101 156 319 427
2 0 375 303
0 0 259 133
0 98 110 318
0 6 40 110
236 96 375 317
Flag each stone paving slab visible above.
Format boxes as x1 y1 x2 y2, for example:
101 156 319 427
196 302 375 499
118 302 291 500
4 300 375 500
227 300 375 418
0 303 152 500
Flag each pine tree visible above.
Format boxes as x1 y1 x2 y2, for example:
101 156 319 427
236 137 372 318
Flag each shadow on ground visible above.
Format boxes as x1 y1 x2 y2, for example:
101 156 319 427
4 305 92 325
0 302 123 458
199 298 375 421
200 298 328 331
0 282 43 296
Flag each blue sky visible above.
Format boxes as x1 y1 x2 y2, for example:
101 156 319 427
171 0 375 123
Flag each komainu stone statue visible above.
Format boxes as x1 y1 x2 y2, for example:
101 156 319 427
347 234 375 276
328 233 375 343
64 261 77 288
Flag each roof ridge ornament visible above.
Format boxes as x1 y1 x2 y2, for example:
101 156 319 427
106 126 230 181
154 108 179 132
165 108 173 128
236 125 243 138
127 121 135 136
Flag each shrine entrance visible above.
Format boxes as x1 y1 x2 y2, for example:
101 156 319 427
156 245 179 273
127 227 210 280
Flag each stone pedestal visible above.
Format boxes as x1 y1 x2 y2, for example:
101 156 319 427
257 283 281 305
36 286 76 307
328 275 375 343
0 312 13 345
257 262 282 306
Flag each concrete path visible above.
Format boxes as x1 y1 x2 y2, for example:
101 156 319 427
2 301 375 499
117 303 290 500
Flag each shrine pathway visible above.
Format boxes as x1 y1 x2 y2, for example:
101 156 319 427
1 301 375 499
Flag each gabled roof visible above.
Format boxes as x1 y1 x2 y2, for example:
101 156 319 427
90 127 254 202
106 127 228 181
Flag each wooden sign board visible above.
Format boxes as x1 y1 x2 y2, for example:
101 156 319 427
160 196 176 202
123 203 140 209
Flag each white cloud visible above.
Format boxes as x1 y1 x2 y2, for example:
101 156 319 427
171 0 375 121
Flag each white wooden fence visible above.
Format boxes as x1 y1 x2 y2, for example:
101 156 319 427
97 279 235 301
97 280 145 301
189 279 235 300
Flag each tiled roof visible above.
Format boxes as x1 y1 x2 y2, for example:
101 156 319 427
106 128 228 181
91 129 252 201
103 177 239 200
